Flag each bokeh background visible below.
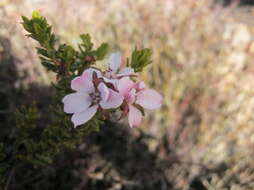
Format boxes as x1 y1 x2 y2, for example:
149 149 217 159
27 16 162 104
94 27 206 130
1 0 254 189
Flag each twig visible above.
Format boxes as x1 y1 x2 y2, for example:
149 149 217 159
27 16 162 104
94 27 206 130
5 166 16 190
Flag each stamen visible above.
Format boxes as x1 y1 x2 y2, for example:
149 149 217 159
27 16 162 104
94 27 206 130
89 92 101 104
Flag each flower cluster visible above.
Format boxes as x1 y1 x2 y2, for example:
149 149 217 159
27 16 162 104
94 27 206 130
62 52 162 128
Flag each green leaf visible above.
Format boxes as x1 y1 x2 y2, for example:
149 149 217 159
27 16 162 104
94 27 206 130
21 16 32 32
80 34 93 51
131 48 152 72
36 47 49 57
22 12 56 50
96 43 109 60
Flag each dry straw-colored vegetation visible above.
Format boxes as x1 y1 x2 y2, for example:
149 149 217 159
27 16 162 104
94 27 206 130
1 0 254 189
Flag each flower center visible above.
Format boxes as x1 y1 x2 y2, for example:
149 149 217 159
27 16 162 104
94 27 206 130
105 70 117 79
90 92 101 104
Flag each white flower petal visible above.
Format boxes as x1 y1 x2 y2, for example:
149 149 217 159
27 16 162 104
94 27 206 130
71 105 98 127
125 88 136 104
134 81 146 91
136 89 162 110
100 89 123 109
103 77 118 88
109 52 121 72
71 76 95 93
82 68 102 80
117 67 136 77
128 105 143 128
116 77 134 96
98 83 110 102
62 92 92 113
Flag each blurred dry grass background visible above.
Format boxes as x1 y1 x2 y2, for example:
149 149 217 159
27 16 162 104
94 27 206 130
1 0 254 189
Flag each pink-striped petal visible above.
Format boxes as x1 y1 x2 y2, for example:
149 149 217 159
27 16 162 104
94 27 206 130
71 76 95 93
71 105 98 127
98 83 110 102
62 92 92 113
82 68 102 80
117 77 134 96
109 52 121 72
99 89 123 109
136 89 162 110
128 105 143 128
103 77 117 87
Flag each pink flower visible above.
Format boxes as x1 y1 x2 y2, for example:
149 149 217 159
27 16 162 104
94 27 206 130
69 68 102 91
103 52 137 86
117 78 162 128
62 70 123 127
